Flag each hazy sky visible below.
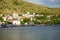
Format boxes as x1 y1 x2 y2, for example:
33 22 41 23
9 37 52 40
25 0 60 8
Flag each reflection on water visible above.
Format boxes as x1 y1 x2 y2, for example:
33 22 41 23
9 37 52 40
0 26 60 40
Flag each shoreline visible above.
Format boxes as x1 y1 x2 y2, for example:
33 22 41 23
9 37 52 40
0 24 60 28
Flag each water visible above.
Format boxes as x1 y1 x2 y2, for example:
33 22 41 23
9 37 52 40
0 25 60 40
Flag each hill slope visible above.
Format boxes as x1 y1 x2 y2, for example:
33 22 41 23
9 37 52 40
0 0 60 15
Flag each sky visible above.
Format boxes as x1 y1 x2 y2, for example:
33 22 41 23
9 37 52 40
25 0 60 8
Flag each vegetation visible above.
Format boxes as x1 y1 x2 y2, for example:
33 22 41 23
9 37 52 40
0 17 4 22
21 18 30 24
0 0 60 15
0 0 60 24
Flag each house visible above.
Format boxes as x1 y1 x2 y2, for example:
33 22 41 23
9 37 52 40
40 15 44 16
27 12 30 15
24 22 28 25
33 13 35 15
13 12 18 19
17 16 23 21
47 20 51 21
36 15 44 17
22 12 35 18
22 14 27 18
12 20 21 25
47 15 53 19
7 15 13 20
7 15 13 22
3 17 7 21
35 15 40 16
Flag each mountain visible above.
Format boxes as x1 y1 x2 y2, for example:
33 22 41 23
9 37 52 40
0 0 60 15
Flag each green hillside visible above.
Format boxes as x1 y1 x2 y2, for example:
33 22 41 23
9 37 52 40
0 0 60 15
0 0 60 24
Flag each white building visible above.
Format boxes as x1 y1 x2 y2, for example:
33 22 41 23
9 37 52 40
33 13 35 15
47 15 53 18
36 15 44 17
24 22 28 25
12 20 21 25
3 17 7 21
13 12 18 19
40 15 44 16
27 12 30 15
22 12 35 18
47 20 51 21
7 16 13 20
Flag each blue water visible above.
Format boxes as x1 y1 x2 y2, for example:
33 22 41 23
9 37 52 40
0 26 60 40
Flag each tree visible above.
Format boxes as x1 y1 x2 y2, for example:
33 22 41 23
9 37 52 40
21 18 30 24
0 17 4 22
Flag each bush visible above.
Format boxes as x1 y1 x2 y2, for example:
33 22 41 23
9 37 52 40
21 18 30 24
0 17 4 22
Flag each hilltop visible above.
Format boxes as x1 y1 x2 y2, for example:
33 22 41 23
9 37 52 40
0 0 60 15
